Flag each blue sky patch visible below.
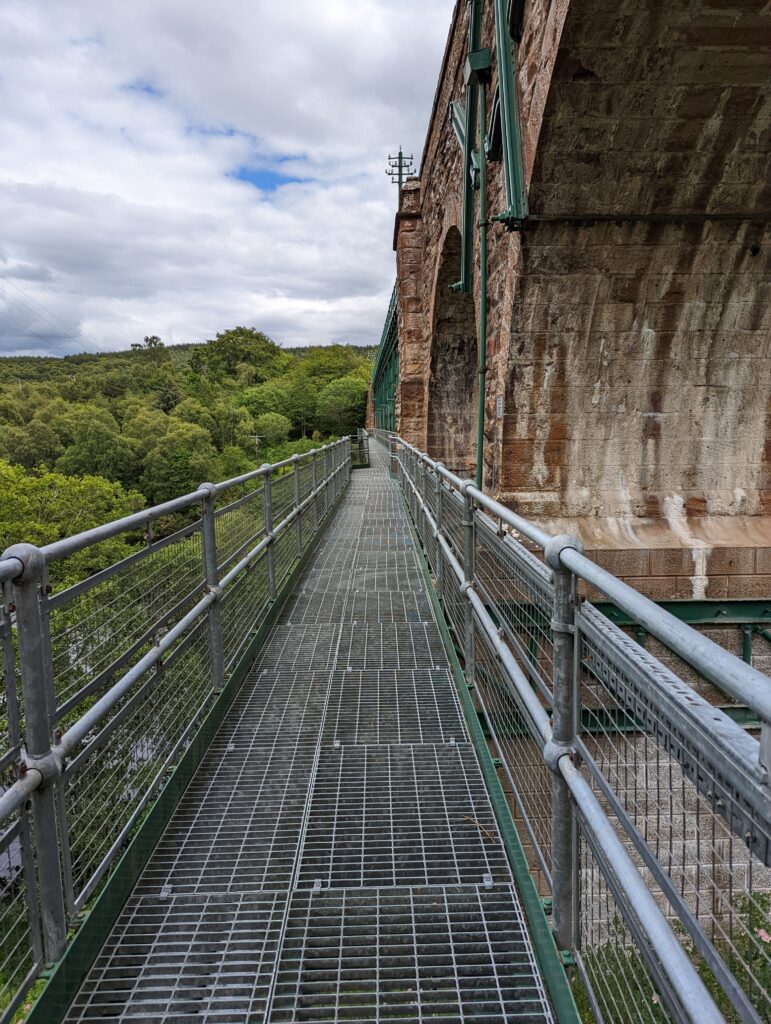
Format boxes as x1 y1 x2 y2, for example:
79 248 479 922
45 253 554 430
124 79 164 98
230 165 305 191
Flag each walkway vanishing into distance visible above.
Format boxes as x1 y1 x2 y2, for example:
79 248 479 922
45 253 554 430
63 441 555 1022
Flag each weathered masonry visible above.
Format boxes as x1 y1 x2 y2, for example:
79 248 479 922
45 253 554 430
387 0 771 599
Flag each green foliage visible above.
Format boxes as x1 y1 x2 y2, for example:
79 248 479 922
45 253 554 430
189 326 288 381
140 422 219 503
0 333 372 535
315 373 369 436
0 460 144 586
255 412 291 447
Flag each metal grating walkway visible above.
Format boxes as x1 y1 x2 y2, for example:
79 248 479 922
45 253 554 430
64 442 555 1023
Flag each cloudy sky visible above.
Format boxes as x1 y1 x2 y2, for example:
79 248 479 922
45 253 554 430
0 0 453 356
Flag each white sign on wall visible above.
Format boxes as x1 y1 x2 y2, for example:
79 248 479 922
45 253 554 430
496 395 504 418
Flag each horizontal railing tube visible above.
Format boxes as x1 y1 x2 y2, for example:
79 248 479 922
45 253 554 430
559 546 771 724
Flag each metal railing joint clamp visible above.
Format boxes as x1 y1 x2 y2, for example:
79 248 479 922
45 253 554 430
543 533 584 571
23 751 63 787
543 738 573 774
550 618 575 636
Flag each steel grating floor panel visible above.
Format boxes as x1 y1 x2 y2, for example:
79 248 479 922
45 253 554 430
297 744 512 890
65 893 286 1023
336 622 447 671
63 443 556 1023
322 669 465 745
270 886 553 1023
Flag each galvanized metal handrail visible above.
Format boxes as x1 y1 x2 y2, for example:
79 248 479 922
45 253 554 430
384 431 770 1024
0 437 352 1021
396 436 771 724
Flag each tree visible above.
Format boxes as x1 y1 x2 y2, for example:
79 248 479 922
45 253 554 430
294 344 370 389
284 372 318 437
190 326 287 382
216 444 254 480
315 374 368 436
0 460 144 586
0 420 63 470
255 412 291 447
131 335 170 367
55 417 141 488
241 380 293 422
140 422 219 503
123 407 172 457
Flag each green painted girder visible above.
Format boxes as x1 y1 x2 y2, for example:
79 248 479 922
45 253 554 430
491 0 528 227
372 283 399 431
595 599 771 627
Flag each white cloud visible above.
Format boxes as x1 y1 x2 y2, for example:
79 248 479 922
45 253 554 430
0 0 452 355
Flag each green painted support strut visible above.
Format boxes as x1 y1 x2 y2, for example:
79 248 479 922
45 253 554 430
492 0 528 225
460 0 482 292
464 47 492 490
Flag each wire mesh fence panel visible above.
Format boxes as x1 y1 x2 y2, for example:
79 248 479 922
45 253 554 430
474 518 555 701
48 525 204 723
272 526 297 594
440 546 465 645
221 556 270 670
1 586 20 774
576 603 771 1020
298 461 314 503
441 487 465 567
61 620 214 908
0 585 41 1024
0 816 40 1024
214 487 264 574
270 472 295 527
472 617 553 892
576 823 670 1024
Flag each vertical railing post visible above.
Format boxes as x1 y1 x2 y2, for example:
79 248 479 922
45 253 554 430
460 483 476 681
544 534 584 951
5 544 67 964
262 465 276 600
310 449 318 529
199 485 225 690
434 464 444 599
292 455 303 558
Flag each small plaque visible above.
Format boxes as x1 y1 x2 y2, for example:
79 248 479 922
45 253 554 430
496 395 504 418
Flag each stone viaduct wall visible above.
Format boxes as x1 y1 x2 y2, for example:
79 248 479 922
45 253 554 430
394 0 770 597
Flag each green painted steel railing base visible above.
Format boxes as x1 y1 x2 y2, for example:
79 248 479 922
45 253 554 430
27 482 350 1024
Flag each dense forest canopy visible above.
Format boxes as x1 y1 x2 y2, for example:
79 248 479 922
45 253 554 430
0 329 373 559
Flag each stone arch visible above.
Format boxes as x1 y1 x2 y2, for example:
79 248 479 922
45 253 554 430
497 0 770 521
427 226 478 476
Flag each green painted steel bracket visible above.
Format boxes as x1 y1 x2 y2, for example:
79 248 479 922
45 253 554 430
400 494 581 1023
26 482 351 1024
449 99 466 150
491 0 528 228
459 0 482 292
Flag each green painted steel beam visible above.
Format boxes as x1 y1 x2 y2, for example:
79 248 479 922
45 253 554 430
449 99 466 150
491 0 528 227
459 0 482 292
594 599 771 627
